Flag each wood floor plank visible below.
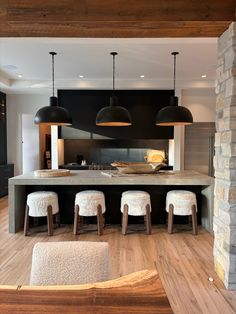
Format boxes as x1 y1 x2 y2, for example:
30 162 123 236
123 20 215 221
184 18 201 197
0 197 236 313
173 236 234 314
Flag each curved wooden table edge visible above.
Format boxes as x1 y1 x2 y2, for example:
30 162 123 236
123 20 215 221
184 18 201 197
0 269 173 313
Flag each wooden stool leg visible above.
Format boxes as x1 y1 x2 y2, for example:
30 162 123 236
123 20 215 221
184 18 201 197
122 204 128 235
47 205 53 236
97 204 103 236
55 212 60 228
145 204 152 235
24 205 29 236
34 217 39 227
191 204 198 235
188 215 192 227
167 204 174 234
79 216 84 227
102 214 106 228
73 205 79 235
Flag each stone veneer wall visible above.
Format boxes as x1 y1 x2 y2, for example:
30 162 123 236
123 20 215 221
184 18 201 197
214 22 236 289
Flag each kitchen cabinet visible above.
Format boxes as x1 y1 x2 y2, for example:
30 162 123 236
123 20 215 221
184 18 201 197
0 164 14 197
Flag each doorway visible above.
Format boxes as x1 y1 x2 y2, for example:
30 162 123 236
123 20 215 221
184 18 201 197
20 113 39 174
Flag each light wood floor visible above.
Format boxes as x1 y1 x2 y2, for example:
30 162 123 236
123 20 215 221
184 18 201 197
1 196 236 313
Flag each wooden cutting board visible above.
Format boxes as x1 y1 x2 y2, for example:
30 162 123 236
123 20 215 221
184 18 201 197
34 169 70 178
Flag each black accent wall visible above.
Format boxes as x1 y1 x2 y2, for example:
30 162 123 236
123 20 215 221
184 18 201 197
0 92 7 164
58 90 175 140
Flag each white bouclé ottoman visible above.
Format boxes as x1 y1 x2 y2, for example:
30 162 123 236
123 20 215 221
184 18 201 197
24 191 60 236
120 190 152 235
73 190 106 235
166 190 197 235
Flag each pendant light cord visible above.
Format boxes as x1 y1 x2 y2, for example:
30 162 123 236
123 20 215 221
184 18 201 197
50 52 57 97
110 52 117 96
113 53 115 93
52 53 55 97
173 54 176 92
172 52 179 97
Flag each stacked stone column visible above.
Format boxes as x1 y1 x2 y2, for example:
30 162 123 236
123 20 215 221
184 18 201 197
214 22 236 289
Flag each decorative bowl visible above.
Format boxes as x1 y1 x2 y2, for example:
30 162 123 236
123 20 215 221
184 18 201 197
111 162 165 174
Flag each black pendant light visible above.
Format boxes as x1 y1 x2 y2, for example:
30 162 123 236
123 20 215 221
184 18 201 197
34 52 72 126
96 52 132 126
156 52 193 126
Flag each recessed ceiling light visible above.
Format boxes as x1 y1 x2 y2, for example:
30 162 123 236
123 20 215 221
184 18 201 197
140 75 145 78
18 74 23 78
79 75 84 78
201 74 207 78
3 64 18 70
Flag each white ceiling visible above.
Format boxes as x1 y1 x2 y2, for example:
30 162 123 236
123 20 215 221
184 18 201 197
0 38 217 94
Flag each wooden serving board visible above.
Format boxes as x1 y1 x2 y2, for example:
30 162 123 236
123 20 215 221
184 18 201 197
34 169 70 178
0 270 173 314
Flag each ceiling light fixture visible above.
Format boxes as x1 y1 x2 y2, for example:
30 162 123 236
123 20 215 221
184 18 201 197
3 65 17 70
140 75 145 78
155 52 193 126
18 74 22 78
201 74 207 78
79 75 84 78
34 52 72 126
96 52 132 126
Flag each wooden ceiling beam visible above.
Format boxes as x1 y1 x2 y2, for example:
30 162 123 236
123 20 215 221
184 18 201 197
0 0 235 37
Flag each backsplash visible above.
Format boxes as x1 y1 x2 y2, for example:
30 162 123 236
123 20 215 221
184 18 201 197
63 139 169 165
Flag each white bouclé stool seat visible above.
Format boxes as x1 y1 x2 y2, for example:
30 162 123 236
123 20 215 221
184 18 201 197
24 191 60 236
30 241 109 286
74 190 106 235
27 191 59 217
75 190 106 216
120 191 152 235
165 190 198 235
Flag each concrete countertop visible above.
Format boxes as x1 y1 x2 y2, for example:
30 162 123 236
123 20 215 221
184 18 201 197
9 170 214 186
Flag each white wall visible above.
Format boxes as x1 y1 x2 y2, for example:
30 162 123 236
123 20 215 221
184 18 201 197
7 94 49 175
182 88 216 122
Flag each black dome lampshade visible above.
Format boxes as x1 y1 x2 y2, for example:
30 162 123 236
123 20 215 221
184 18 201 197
156 52 193 126
96 52 132 126
34 52 72 126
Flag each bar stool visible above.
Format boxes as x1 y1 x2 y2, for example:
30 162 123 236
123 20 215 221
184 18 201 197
73 190 106 235
24 191 60 236
166 190 198 235
120 190 152 235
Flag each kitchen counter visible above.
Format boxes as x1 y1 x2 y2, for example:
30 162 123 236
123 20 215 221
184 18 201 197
9 170 214 233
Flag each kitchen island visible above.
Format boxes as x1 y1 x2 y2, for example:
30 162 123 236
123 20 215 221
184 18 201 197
8 170 214 233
